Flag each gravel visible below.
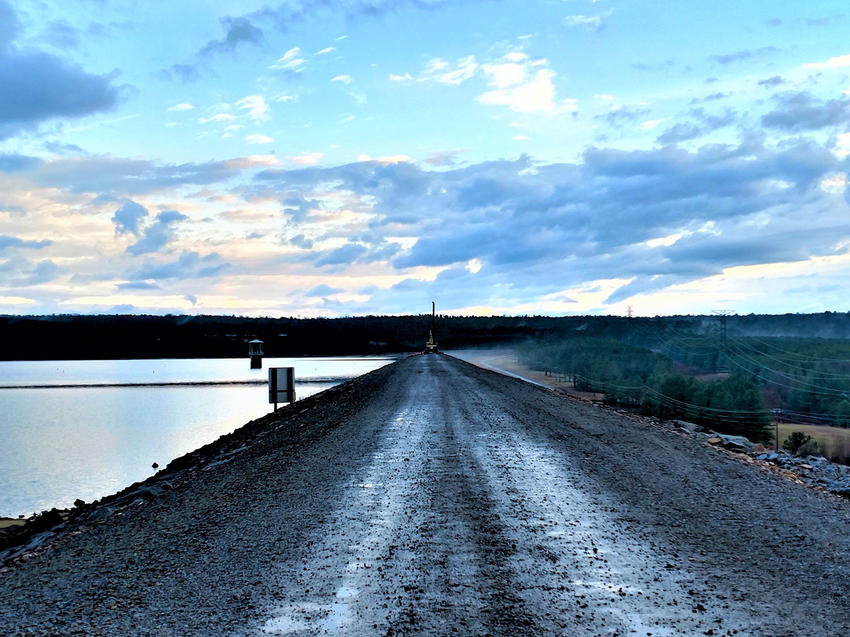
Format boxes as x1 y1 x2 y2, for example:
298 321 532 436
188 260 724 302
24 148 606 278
2 353 850 636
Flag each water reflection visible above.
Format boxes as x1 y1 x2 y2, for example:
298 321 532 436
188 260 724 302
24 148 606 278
0 357 393 517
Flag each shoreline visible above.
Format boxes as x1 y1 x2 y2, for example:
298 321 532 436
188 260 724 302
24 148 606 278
0 361 402 566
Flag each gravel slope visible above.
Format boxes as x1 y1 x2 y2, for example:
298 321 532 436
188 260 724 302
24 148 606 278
2 354 850 636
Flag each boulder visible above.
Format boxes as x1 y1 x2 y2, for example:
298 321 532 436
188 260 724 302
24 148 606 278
672 420 704 433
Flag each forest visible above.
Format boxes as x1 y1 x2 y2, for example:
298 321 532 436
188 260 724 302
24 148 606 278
5 311 850 449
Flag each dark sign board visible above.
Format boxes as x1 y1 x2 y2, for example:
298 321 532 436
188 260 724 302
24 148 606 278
269 367 295 405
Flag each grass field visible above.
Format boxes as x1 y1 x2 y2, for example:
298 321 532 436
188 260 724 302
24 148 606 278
777 423 850 464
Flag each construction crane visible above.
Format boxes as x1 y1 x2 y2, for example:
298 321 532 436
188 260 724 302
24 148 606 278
424 301 438 353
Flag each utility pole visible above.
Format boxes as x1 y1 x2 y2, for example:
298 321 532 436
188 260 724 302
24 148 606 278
627 305 633 320
712 310 733 373
771 408 782 451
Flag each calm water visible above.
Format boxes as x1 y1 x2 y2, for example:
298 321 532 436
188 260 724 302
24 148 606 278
0 357 395 517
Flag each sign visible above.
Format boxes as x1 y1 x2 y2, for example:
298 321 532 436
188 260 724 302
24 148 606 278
269 367 295 406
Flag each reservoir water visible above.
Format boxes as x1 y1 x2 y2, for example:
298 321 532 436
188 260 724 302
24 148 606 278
0 356 395 518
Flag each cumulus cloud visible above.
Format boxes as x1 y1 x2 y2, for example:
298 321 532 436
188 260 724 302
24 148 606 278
315 243 369 267
596 105 651 128
129 251 229 279
0 154 42 172
0 235 52 254
126 210 188 256
656 123 701 145
0 0 119 139
288 152 323 165
249 133 847 308
424 149 463 166
112 200 148 235
21 154 268 196
803 53 850 70
761 92 850 131
26 259 60 285
758 75 785 88
199 16 264 55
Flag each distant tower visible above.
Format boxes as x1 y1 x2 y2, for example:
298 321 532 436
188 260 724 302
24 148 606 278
248 339 264 368
424 301 439 353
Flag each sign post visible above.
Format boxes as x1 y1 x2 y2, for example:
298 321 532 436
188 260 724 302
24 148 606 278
269 367 295 410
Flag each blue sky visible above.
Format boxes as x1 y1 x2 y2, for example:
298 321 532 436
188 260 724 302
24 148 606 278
2 0 850 316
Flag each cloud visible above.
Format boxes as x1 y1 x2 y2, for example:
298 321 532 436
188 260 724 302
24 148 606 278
129 251 229 279
597 105 651 128
0 202 24 215
249 133 847 310
803 53 850 70
246 134 274 144
315 46 335 55
200 113 235 123
236 95 269 120
305 284 342 296
288 152 323 165
478 58 572 115
761 91 850 131
126 210 188 256
288 234 314 249
44 141 85 155
0 22 119 138
0 154 42 172
419 56 478 85
117 280 161 290
43 20 80 50
18 154 282 196
0 235 52 254
331 74 352 84
112 200 148 235
563 10 613 32
200 16 264 55
157 64 201 83
25 259 61 285
656 123 701 145
424 149 463 166
167 103 194 112
315 242 368 266
271 47 305 73
758 75 785 88
710 46 778 65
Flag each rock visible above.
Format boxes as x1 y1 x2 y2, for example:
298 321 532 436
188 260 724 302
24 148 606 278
138 485 164 500
718 434 754 451
828 484 850 499
673 420 703 433
152 462 159 469
28 509 64 534
87 506 114 522
73 499 86 508
706 437 722 445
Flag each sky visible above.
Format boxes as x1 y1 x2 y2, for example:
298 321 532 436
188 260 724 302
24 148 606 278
2 0 850 317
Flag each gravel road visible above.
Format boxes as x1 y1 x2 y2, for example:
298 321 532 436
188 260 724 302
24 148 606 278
2 354 850 636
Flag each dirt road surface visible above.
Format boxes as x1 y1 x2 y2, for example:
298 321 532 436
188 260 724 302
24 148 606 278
2 354 850 636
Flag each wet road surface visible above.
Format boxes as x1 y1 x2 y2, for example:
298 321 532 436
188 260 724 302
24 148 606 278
3 354 850 636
